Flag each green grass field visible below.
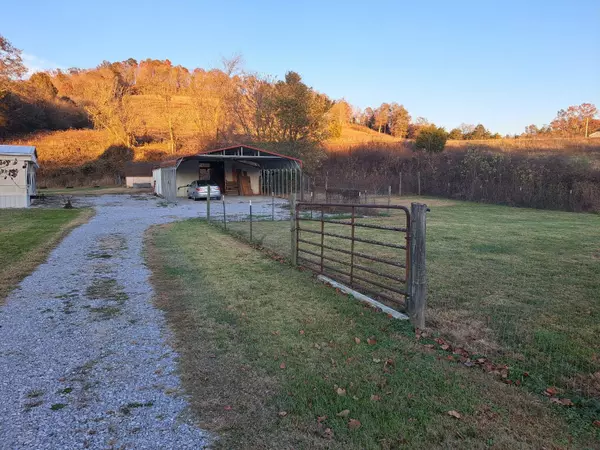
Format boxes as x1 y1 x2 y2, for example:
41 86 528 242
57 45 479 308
0 208 92 302
223 198 600 418
148 218 599 448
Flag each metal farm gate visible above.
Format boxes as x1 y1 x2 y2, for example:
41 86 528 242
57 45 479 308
292 201 428 328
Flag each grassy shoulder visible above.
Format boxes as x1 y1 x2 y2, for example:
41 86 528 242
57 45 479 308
146 220 593 448
0 207 93 302
222 197 600 433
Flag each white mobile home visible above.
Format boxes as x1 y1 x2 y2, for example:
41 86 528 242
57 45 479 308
0 145 39 208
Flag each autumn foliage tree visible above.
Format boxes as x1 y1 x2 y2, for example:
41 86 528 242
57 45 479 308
0 34 26 83
550 103 598 137
68 66 138 147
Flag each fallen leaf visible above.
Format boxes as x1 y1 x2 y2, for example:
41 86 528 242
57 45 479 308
314 343 321 349
367 337 377 345
447 410 461 419
278 411 287 417
370 394 381 401
299 330 305 335
348 419 362 430
336 387 346 396
224 405 232 411
441 344 450 351
279 362 286 369
593 420 600 428
545 387 558 396
336 409 350 417
354 337 361 344
424 344 435 349
372 358 381 363
323 427 333 439
317 415 327 423
550 397 574 406
352 395 359 400
271 330 280 335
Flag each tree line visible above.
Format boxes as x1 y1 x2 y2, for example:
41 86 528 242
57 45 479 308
1 33 598 162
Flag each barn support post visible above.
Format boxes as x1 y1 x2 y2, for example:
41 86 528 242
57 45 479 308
408 202 428 329
207 185 211 222
271 191 275 221
280 170 284 197
290 193 297 266
249 200 253 242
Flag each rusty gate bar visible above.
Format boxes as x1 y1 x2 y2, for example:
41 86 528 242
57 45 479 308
320 207 325 273
297 238 406 268
350 205 355 286
296 247 405 283
296 227 406 249
295 202 411 311
300 217 407 232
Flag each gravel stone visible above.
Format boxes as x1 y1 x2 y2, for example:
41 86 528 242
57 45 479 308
0 194 289 449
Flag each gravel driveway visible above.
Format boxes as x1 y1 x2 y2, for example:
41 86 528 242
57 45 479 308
0 194 288 449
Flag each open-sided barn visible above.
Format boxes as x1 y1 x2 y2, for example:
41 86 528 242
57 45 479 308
152 145 303 202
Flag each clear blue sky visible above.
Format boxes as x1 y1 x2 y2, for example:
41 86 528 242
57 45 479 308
2 0 599 134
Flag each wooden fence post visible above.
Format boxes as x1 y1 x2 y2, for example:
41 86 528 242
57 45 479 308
408 202 428 329
290 193 297 266
399 172 402 196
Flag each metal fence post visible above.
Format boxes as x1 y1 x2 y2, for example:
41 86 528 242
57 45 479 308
207 185 211 222
408 202 428 329
290 193 297 266
272 191 275 221
249 200 253 241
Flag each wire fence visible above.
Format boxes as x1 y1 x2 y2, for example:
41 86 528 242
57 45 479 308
201 189 600 417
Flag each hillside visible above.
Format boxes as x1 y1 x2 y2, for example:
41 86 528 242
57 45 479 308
325 124 404 149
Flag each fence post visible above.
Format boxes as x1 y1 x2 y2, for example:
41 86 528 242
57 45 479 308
408 202 428 329
272 191 275 221
290 193 297 266
399 172 402 196
388 185 391 211
223 198 227 230
207 185 211 222
249 200 253 242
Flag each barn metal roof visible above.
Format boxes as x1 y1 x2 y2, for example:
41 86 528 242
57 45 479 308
159 144 303 169
0 145 38 166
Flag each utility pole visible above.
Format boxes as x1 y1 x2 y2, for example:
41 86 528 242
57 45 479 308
585 117 589 138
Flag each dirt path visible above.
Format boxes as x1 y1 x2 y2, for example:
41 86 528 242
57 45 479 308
0 194 283 449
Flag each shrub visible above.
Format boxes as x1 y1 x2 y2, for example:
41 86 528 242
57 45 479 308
415 126 448 153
